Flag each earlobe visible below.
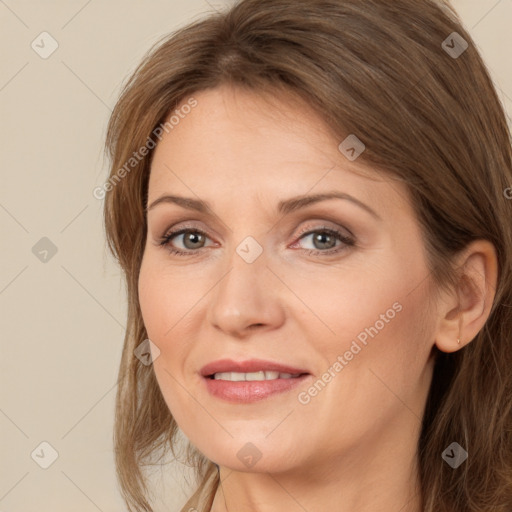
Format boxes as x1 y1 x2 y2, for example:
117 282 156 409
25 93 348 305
434 240 498 354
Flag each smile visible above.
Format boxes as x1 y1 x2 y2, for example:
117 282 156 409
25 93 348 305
203 373 311 403
211 371 302 381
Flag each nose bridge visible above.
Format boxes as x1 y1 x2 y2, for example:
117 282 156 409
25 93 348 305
207 233 284 336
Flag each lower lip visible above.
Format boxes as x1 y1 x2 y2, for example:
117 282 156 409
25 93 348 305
203 374 311 403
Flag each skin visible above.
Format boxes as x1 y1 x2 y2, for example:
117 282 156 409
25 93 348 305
138 84 498 512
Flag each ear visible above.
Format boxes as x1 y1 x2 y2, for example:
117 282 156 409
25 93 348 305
434 240 498 353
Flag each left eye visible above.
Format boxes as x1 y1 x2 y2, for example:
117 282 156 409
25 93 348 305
293 228 354 253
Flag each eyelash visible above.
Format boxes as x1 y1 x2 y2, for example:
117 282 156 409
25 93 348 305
157 224 355 258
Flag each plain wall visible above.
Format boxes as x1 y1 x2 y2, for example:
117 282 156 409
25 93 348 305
1 1 511 511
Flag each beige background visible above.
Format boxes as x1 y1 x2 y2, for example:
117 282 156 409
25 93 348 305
1 1 511 511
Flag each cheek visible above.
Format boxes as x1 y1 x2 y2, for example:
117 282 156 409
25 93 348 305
138 267 184 417
138 263 165 344
138 257 209 417
281 253 420 352
288 247 433 420
138 257 206 349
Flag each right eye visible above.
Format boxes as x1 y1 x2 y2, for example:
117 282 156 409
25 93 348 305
158 228 215 256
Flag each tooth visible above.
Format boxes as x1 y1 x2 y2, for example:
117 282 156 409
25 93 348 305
211 371 302 381
245 371 266 381
230 372 246 381
214 372 231 380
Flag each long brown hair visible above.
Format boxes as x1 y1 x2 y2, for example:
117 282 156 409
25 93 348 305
103 0 512 510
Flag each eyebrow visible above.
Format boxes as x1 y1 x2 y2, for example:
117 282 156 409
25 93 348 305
146 192 381 220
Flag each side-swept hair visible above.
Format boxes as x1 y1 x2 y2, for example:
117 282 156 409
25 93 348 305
103 1 512 510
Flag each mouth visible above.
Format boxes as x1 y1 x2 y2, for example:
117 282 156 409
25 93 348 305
200 359 312 403
206 370 306 381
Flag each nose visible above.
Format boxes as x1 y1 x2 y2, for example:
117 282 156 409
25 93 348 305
207 242 286 339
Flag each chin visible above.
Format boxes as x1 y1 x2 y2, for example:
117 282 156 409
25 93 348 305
191 433 307 474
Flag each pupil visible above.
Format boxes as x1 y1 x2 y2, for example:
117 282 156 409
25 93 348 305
185 232 204 249
315 232 335 250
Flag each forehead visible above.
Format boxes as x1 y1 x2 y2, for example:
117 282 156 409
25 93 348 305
147 85 406 218
153 85 339 167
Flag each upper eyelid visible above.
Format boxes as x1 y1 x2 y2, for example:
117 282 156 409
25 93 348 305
162 221 351 244
161 217 348 234
147 196 379 239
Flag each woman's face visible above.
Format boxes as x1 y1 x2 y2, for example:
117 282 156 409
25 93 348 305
139 84 438 474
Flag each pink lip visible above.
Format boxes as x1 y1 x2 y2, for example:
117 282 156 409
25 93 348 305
200 358 311 404
200 358 309 377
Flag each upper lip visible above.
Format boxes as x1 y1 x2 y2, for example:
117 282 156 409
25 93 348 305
200 358 310 377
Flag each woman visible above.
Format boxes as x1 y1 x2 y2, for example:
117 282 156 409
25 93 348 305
102 0 512 510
